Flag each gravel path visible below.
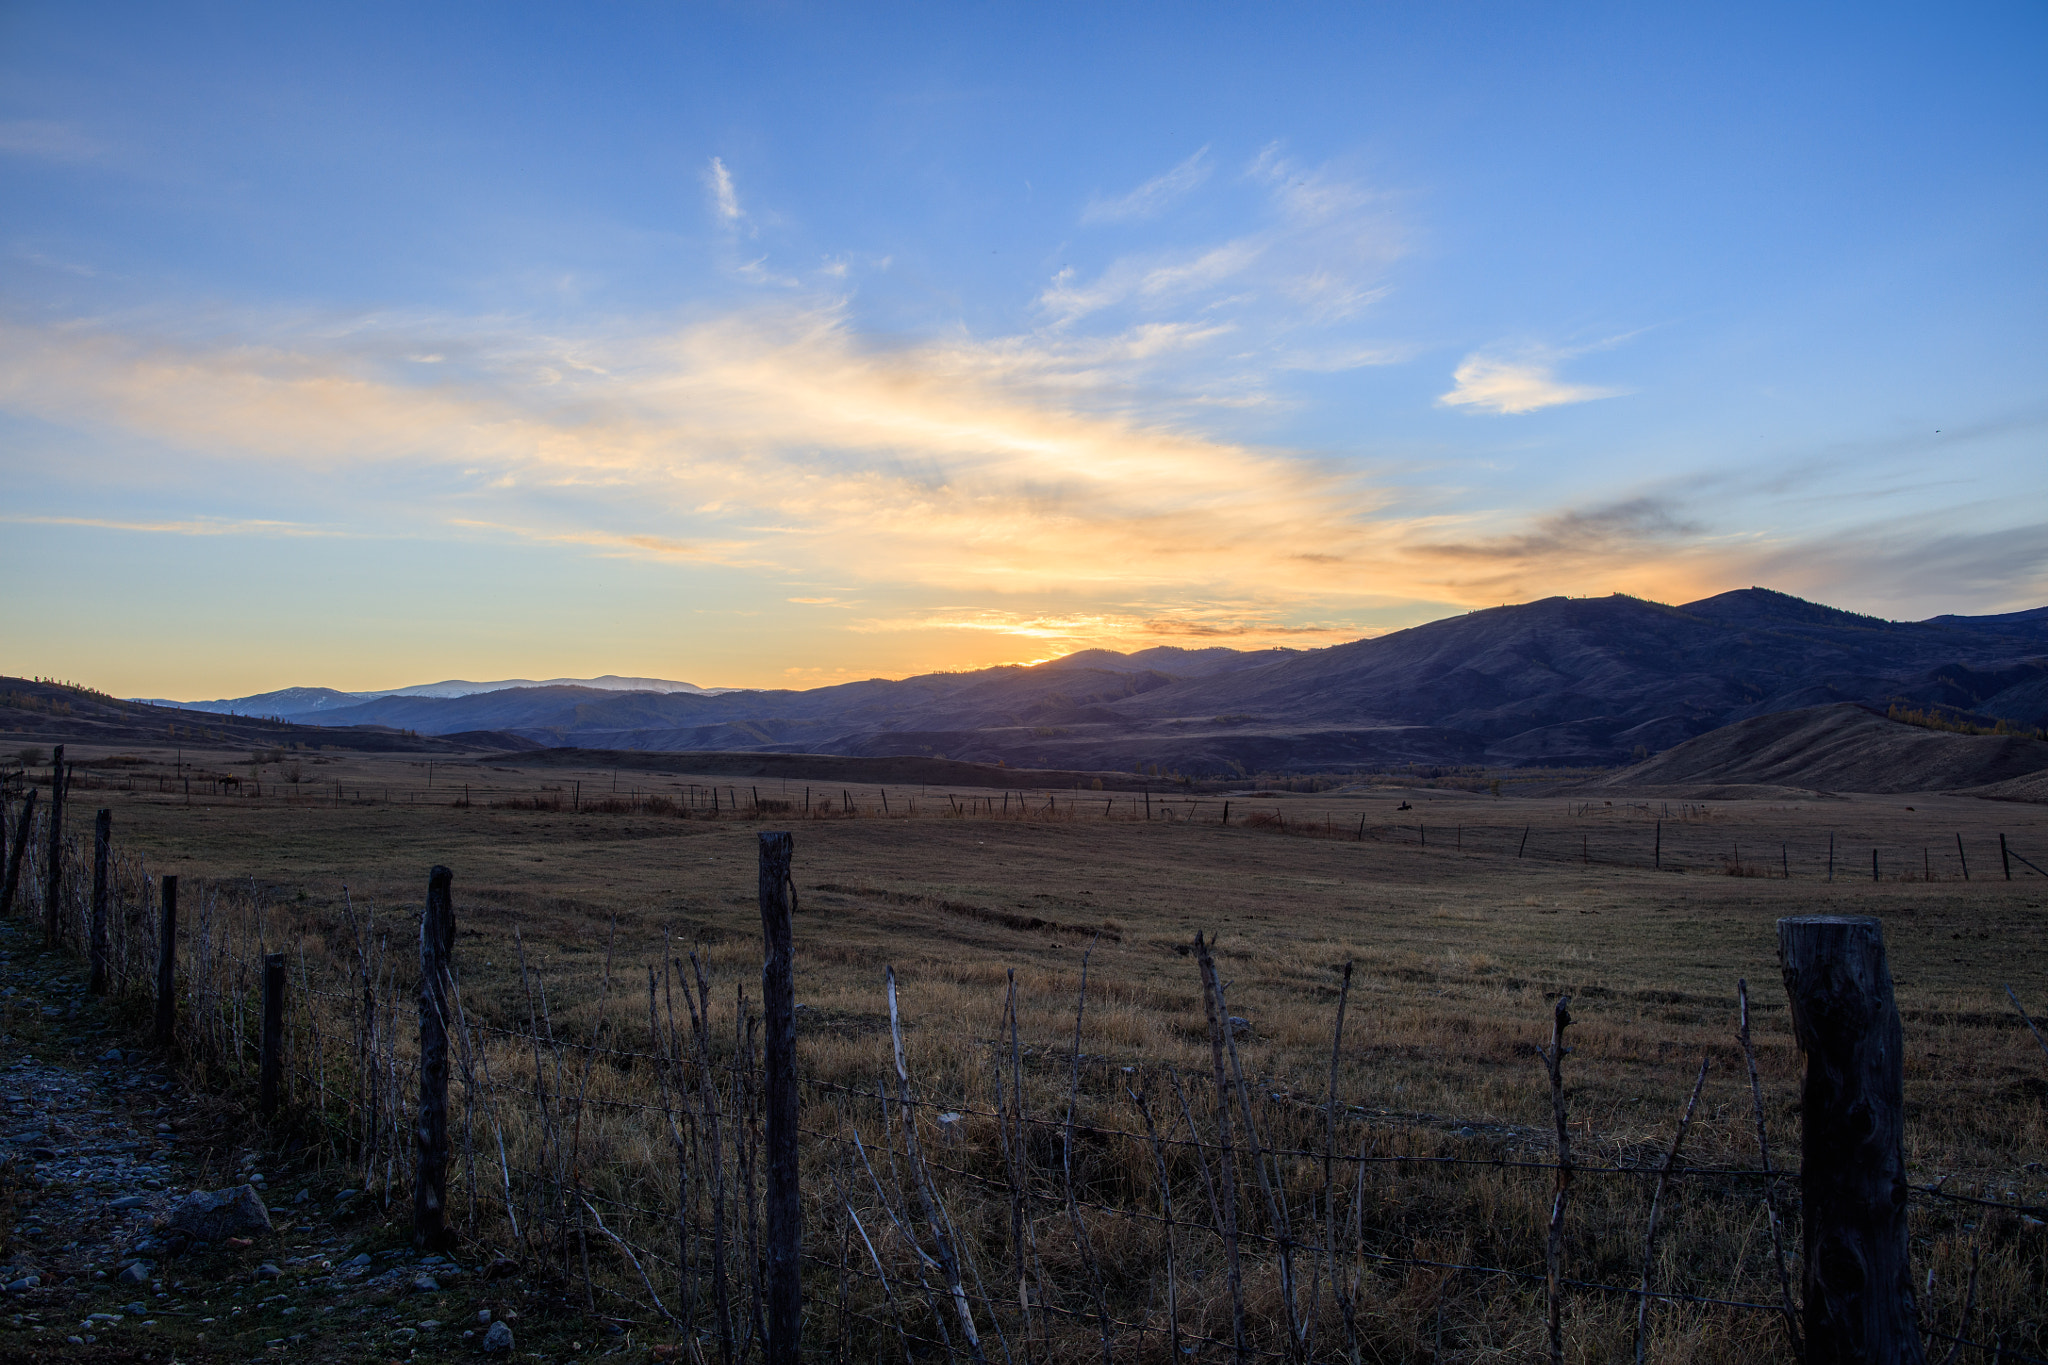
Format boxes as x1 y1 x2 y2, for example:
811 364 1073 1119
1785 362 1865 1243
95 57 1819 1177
0 914 612 1364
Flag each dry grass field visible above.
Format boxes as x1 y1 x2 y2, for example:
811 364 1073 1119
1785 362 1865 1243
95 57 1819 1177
13 739 2048 1362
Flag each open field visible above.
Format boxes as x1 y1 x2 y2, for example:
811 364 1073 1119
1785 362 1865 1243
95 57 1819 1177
7 739 2048 1362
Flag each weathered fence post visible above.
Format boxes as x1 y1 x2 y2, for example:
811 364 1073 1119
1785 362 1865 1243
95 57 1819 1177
2001 833 2011 881
758 832 800 1363
89 809 110 994
0 789 34 917
154 875 178 1044
43 746 65 945
1777 916 1927 1365
414 864 456 1250
259 951 286 1117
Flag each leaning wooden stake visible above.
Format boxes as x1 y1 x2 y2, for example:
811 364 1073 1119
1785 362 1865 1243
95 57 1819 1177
1063 935 1114 1365
0 789 34 918
2005 985 2048 1066
1634 1055 1710 1364
259 951 286 1118
1128 1080 1181 1365
154 874 178 1045
1778 916 1927 1365
758 832 801 1364
1194 932 1247 1363
414 864 456 1250
886 966 987 1363
1323 962 1360 1359
1539 995 1573 1365
42 746 65 945
89 809 110 994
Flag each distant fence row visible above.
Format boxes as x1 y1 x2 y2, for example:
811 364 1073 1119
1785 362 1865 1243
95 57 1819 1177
2 748 2046 1363
8 756 2047 888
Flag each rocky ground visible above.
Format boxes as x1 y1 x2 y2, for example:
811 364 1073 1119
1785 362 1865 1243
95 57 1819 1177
0 915 642 1364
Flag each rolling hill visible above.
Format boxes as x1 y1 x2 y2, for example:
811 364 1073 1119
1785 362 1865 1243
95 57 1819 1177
111 587 2048 775
1582 703 2048 796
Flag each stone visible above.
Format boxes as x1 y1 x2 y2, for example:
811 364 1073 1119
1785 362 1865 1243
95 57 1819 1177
254 1263 281 1281
107 1195 147 1211
122 1302 145 1315
343 1254 371 1268
482 1319 514 1353
167 1185 271 1242
291 1188 311 1205
1228 1016 1252 1038
390 1327 417 1344
484 1256 520 1280
476 1309 492 1324
115 1264 148 1286
408 1274 440 1293
99 1050 121 1063
4 1277 38 1292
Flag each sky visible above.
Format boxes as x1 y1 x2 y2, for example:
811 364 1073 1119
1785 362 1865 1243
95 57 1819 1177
2 2 2044 698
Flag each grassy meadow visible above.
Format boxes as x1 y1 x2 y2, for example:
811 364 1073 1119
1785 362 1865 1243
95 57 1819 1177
13 740 2048 1362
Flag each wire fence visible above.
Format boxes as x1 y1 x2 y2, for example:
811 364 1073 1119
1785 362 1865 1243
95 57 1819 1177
3 765 2046 1363
13 757 2048 887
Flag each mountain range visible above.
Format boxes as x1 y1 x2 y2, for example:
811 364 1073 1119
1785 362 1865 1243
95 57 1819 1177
142 589 2048 774
136 673 730 717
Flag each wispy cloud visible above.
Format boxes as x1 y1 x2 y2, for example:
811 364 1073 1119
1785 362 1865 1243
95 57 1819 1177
847 607 1353 648
1037 239 1266 325
1036 151 1402 334
0 308 1403 604
6 304 2035 649
704 156 743 224
1413 497 1703 562
1081 147 1212 224
1437 350 1625 415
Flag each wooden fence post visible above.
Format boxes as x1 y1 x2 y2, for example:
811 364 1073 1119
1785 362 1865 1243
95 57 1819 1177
758 832 800 1363
43 747 65 945
89 809 110 994
1777 916 1927 1365
259 951 286 1118
155 875 178 1045
0 789 34 918
414 864 456 1250
2001 834 2011 881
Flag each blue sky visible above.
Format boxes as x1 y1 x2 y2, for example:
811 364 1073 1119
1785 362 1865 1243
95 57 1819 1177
2 2 2043 696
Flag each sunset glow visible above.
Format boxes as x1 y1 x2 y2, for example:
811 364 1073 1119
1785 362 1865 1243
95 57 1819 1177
3 6 2042 697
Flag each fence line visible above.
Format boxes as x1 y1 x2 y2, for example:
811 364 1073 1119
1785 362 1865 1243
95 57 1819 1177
2 780 2043 1361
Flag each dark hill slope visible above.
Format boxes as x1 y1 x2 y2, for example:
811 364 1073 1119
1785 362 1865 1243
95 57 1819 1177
1924 603 2048 645
0 679 510 754
301 666 1182 748
1584 703 2048 795
1107 589 2048 763
93 588 2048 774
